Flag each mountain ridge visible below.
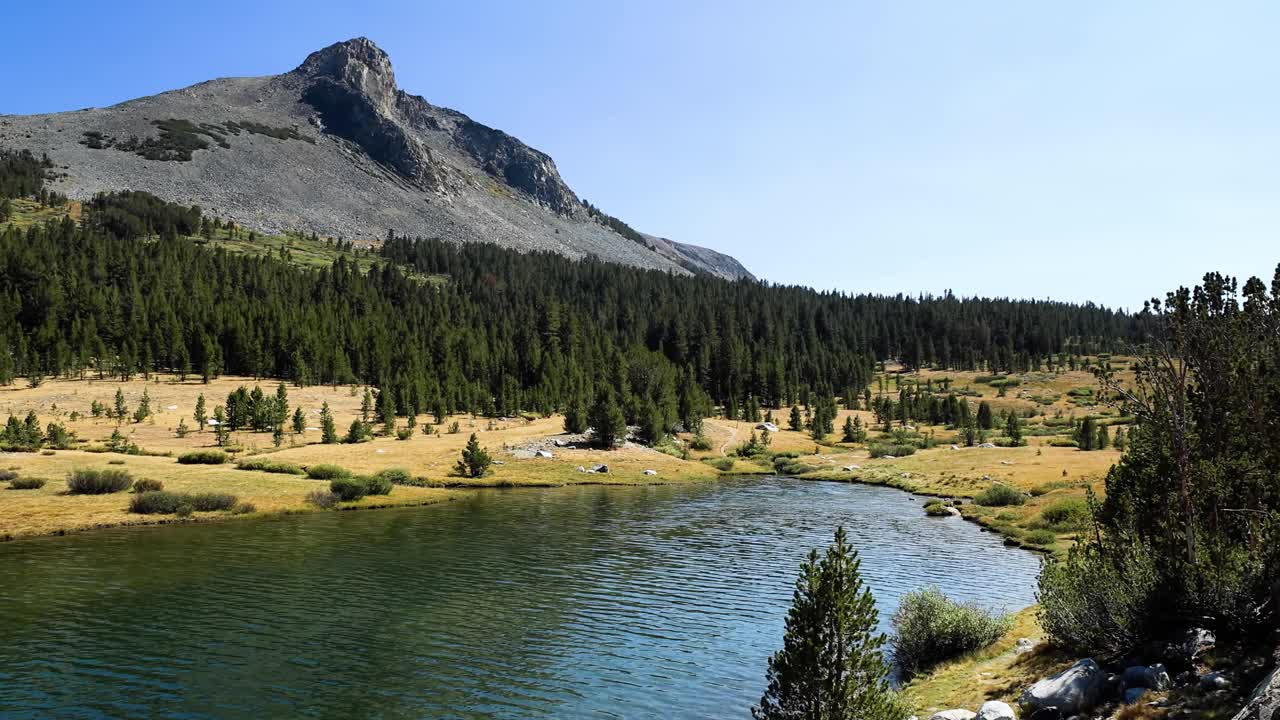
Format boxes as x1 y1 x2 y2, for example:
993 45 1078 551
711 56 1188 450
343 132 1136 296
0 37 754 280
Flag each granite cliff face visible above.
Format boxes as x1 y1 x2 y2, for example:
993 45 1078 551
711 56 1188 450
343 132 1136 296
0 37 753 280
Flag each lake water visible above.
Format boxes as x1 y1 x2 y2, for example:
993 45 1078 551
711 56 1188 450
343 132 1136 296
0 477 1040 719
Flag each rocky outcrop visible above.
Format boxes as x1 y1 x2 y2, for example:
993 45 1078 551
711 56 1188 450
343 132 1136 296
0 37 750 279
1019 658 1107 716
1233 666 1280 720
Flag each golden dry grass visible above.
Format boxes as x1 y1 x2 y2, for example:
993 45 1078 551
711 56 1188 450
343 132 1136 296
0 375 716 540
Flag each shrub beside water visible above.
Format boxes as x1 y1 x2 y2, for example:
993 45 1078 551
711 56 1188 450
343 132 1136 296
177 450 227 465
235 458 305 475
306 464 351 480
1039 498 1090 530
868 443 917 458
9 477 46 490
129 491 239 514
66 468 133 494
891 587 1012 677
374 468 412 485
306 489 339 509
363 474 393 497
974 484 1025 507
131 478 164 493
330 476 368 501
923 501 951 517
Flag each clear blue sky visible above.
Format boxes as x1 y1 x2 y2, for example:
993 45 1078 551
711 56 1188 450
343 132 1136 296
5 1 1277 309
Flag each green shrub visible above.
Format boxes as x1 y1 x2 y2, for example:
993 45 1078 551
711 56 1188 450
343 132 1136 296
176 449 227 465
175 503 194 518
362 474 393 496
1047 438 1079 448
891 587 1011 677
1040 498 1090 529
395 428 413 441
131 478 164 493
107 459 126 465
868 443 916 458
129 490 238 514
66 468 133 494
772 457 814 475
0 470 17 482
974 484 1025 507
235 458 305 475
330 476 368 501
704 457 735 472
8 477 46 490
375 468 412 485
1025 529 1057 546
923 501 951 517
689 434 713 451
231 502 257 515
306 464 351 480
1038 540 1157 657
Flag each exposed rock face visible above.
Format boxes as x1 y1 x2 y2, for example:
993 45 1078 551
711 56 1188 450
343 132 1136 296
976 700 1017 720
0 37 752 279
1233 666 1280 720
1019 658 1107 716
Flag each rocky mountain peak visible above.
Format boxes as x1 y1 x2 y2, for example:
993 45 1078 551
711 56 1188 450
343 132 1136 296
294 37 399 114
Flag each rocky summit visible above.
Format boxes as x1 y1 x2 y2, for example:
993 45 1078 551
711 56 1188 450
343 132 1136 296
0 37 752 280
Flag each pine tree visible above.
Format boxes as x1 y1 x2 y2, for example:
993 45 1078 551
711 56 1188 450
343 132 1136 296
292 406 305 434
455 433 493 477
132 388 151 423
1076 416 1097 451
788 405 804 432
320 402 337 444
977 401 993 430
1113 425 1126 452
113 388 127 423
753 527 905 720
588 392 627 449
1096 422 1109 450
275 382 289 428
360 387 373 423
564 394 588 434
212 406 229 446
1004 412 1023 446
193 394 207 431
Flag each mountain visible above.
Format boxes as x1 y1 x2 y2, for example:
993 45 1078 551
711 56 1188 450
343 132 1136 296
0 37 754 280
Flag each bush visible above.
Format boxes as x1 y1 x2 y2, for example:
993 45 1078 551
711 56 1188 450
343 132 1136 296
8 477 46 490
363 474 392 496
131 478 164 493
1047 438 1079 448
1025 529 1057 546
66 468 133 494
306 464 351 480
689 434 712 451
868 443 917 458
235 458 305 475
129 490 238 514
0 469 17 482
773 457 814 475
1040 498 1090 530
231 501 257 515
375 468 412 485
177 449 227 465
891 587 1012 677
1038 540 1157 657
175 503 194 518
923 501 951 517
330 476 368 501
305 489 338 509
396 427 413 441
974 484 1025 507
108 459 126 465
704 457 735 472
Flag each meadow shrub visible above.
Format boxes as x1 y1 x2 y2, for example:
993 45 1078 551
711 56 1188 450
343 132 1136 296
66 468 133 494
0 470 17 482
235 458 305 475
363 474 393 496
1039 498 1090 530
1038 540 1157 657
330 476 368 501
107 459 126 465
704 457 735 472
891 587 1011 677
868 443 916 458
375 468 412 485
772 457 813 475
1025 529 1057 546
305 489 338 509
306 464 351 480
131 478 164 493
1048 438 1079 448
689 434 713 451
175 503 194 518
176 449 227 465
9 477 46 490
130 490 238 514
974 484 1025 507
231 502 257 515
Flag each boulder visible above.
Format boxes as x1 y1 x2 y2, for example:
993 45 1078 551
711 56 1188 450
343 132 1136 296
1232 666 1280 720
1122 664 1171 690
1014 638 1037 655
1020 659 1107 715
928 711 976 720
1200 671 1232 691
977 700 1017 720
590 464 609 474
535 450 553 458
642 469 657 476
